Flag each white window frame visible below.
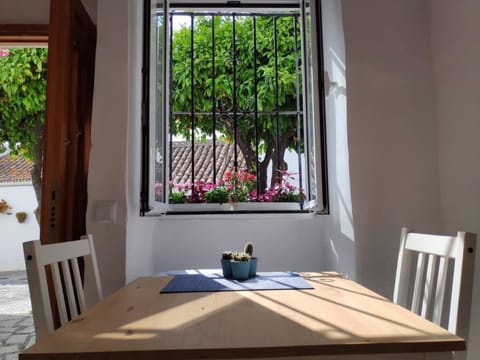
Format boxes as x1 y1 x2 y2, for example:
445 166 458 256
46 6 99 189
141 0 327 215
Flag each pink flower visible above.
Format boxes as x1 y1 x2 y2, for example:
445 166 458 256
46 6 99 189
154 182 163 197
0 49 10 57
285 182 296 190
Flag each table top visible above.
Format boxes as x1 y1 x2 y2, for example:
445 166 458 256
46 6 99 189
20 272 464 359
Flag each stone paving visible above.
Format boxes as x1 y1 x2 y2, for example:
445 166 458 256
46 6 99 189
0 271 35 360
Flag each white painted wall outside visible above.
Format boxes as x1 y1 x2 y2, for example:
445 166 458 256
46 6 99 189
0 183 39 271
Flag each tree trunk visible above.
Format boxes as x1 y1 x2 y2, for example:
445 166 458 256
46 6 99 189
221 115 275 194
219 115 295 194
269 129 295 187
258 141 274 193
31 122 44 223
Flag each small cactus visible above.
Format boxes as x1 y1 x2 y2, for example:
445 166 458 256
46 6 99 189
244 242 253 257
233 252 251 262
222 251 233 260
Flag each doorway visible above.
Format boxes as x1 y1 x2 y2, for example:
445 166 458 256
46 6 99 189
0 24 48 360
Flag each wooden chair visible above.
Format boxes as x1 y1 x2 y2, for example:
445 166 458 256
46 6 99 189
393 227 476 343
23 235 103 339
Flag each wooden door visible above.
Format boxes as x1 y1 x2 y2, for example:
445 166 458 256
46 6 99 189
41 0 96 244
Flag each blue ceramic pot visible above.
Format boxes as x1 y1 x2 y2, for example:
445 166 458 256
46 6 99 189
221 259 233 278
231 260 250 280
249 257 258 277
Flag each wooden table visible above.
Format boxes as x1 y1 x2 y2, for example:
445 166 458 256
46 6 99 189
20 272 464 359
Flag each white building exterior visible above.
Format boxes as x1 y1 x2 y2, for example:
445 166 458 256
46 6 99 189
0 154 39 271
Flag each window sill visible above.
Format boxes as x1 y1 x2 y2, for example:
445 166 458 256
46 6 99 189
152 211 319 222
168 202 302 213
143 202 328 219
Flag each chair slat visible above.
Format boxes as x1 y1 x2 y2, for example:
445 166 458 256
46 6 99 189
421 254 437 319
432 256 448 325
404 233 457 258
51 262 69 326
71 258 87 313
61 260 78 318
41 240 92 266
411 252 426 314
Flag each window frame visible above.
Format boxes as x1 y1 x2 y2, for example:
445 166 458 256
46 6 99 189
141 0 328 216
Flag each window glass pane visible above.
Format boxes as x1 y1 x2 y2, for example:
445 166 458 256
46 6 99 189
151 0 166 203
302 0 318 205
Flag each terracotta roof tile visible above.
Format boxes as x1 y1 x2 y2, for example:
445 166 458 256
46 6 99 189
0 141 244 185
171 140 246 183
0 154 33 183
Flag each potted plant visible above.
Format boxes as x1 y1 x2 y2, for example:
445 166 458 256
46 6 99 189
221 251 233 278
205 186 229 204
231 252 251 280
244 242 258 277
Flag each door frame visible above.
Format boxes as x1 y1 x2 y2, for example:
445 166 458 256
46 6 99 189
0 24 48 45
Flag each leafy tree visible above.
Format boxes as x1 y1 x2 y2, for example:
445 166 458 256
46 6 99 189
0 48 47 222
170 15 302 192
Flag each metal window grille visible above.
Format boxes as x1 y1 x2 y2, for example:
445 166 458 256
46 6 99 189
168 10 305 201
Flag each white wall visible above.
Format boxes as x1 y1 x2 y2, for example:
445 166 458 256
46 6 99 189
427 1 480 358
342 1 480 358
320 0 355 278
0 184 39 271
341 0 443 296
86 0 127 295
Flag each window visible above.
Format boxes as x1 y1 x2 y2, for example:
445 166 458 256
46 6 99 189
141 0 327 215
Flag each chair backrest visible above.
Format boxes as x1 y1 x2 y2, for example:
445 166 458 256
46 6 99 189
393 227 476 341
23 235 103 339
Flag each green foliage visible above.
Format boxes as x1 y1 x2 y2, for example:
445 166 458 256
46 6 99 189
0 48 47 158
169 191 187 204
171 15 299 135
170 15 302 189
204 186 229 204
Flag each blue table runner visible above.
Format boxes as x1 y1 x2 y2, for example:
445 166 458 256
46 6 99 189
160 271 314 293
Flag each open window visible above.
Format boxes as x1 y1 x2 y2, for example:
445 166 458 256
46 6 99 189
141 0 327 215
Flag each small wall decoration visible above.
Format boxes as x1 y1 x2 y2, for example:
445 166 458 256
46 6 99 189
0 199 12 215
15 212 27 223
